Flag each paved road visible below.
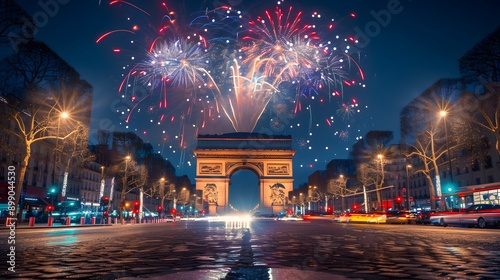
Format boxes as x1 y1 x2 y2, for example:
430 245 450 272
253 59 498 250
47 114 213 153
1 219 499 279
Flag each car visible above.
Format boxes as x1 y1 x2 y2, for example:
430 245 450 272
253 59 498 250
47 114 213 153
165 215 180 222
334 212 387 223
429 204 500 228
276 215 304 221
385 210 416 224
416 210 437 225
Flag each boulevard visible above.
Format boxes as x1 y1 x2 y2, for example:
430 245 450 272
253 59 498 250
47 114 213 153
1 219 499 279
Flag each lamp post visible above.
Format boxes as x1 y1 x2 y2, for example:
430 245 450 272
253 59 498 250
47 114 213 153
377 154 384 210
159 178 165 218
299 193 303 215
339 174 345 212
406 164 412 211
439 110 454 183
120 155 131 220
51 111 68 203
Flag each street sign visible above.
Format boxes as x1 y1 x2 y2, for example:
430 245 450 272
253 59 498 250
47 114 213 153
409 196 414 202
402 188 406 193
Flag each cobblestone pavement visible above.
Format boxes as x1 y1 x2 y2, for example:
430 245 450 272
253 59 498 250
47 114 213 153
1 219 499 279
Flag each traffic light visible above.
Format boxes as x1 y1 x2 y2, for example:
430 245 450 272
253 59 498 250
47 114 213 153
157 206 163 212
46 187 56 199
395 196 403 209
100 196 109 207
46 205 54 212
133 200 140 214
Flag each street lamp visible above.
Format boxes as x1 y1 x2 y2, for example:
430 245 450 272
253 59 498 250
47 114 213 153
377 154 384 175
377 154 387 210
51 111 68 202
406 164 412 211
120 156 131 221
339 174 345 211
299 193 303 215
439 110 453 183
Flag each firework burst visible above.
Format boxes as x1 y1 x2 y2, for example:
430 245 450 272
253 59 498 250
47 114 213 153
98 1 368 170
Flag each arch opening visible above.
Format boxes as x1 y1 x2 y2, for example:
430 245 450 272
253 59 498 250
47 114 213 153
228 169 260 213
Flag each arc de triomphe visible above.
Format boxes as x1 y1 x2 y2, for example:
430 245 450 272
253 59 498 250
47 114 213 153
194 133 295 215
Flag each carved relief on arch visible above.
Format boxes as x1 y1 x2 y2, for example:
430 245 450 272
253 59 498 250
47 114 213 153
204 183 218 204
269 183 286 206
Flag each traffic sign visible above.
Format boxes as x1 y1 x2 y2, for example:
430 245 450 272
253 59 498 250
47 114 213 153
409 196 414 202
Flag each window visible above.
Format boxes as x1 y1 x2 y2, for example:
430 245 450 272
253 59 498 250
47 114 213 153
472 160 480 172
487 175 494 183
475 178 481 185
484 156 493 169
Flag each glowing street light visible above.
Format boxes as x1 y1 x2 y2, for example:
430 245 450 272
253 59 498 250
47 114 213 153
439 110 453 184
377 154 384 175
120 155 131 220
51 111 69 201
406 164 412 210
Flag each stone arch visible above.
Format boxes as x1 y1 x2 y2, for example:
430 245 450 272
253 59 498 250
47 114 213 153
194 133 295 215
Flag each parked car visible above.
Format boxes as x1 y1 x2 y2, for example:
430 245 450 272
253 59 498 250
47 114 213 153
165 215 180 222
385 210 416 224
429 204 500 228
416 210 437 225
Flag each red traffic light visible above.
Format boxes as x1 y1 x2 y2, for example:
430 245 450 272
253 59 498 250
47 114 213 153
134 200 140 206
157 206 163 211
396 196 402 203
46 205 54 211
102 196 109 201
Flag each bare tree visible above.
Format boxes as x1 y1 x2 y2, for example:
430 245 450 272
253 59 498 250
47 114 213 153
458 88 500 157
351 130 393 209
0 38 92 219
400 78 463 144
0 41 80 97
459 26 500 85
0 1 33 49
327 175 360 212
113 158 148 220
400 79 466 209
0 94 82 219
60 124 95 198
406 130 443 210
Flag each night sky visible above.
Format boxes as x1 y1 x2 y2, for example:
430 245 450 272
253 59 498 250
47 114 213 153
14 1 500 207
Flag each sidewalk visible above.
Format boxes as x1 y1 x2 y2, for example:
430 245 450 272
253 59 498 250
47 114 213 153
1 221 115 230
2 219 166 230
